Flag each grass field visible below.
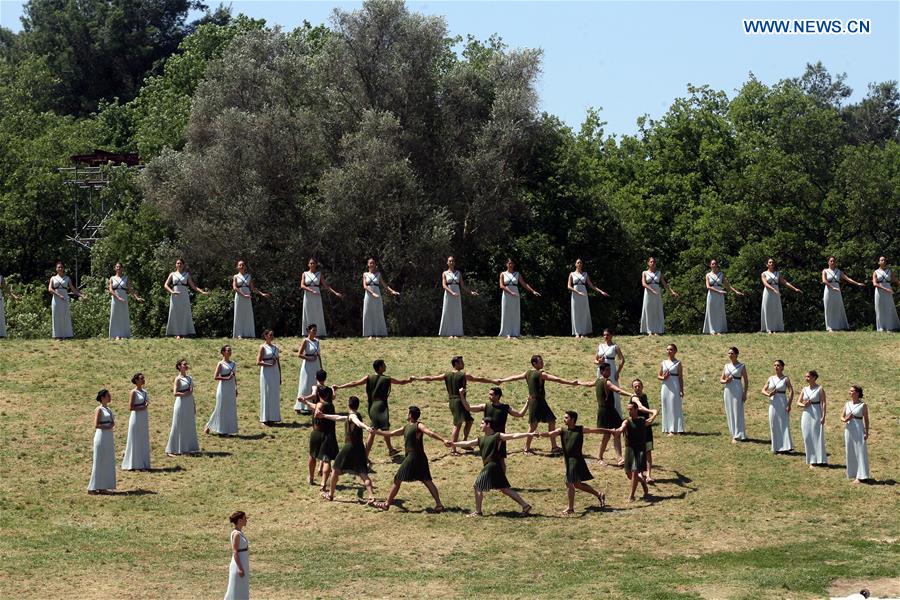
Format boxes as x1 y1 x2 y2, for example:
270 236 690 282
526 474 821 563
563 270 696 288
1 332 898 599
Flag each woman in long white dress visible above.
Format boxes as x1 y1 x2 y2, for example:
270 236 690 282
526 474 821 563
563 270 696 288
703 259 744 334
841 385 870 483
301 258 342 337
439 256 478 338
166 359 200 455
657 343 684 435
121 373 151 471
205 345 239 436
224 511 249 600
569 258 609 338
797 370 827 466
498 258 541 338
872 256 900 332
640 257 678 335
293 324 322 414
48 261 83 339
760 258 802 333
362 258 399 338
88 389 116 493
0 274 20 337
761 359 794 453
232 260 270 339
257 329 281 425
594 328 625 416
108 262 143 339
164 259 207 338
822 256 864 332
720 346 748 443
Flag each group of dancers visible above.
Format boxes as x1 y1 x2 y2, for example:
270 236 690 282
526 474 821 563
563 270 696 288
2 254 898 340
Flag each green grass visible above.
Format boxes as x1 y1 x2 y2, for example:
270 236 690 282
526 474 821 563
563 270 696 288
1 333 898 599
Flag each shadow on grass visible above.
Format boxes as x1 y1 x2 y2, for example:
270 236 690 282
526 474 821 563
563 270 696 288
651 470 694 486
821 463 846 470
268 422 305 429
677 431 722 437
741 438 771 445
193 451 232 457
229 433 267 440
105 488 158 496
863 479 896 486
146 466 184 473
774 450 805 457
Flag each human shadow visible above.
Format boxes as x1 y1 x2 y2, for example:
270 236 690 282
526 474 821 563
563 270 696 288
677 431 721 437
146 466 184 473
644 491 687 504
515 487 554 493
774 450 804 457
268 422 305 429
230 433 267 440
493 509 552 519
193 451 232 457
105 488 158 496
863 479 896 486
741 438 770 446
651 470 694 486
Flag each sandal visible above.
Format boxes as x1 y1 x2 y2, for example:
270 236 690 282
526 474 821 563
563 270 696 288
321 491 333 501
467 511 482 517
374 501 390 510
522 448 537 456
646 477 655 484
521 504 532 516
433 505 445 514
598 459 608 466
560 508 574 516
598 493 606 508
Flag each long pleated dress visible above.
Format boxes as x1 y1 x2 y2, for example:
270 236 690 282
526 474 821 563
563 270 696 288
362 272 388 337
874 268 900 331
365 374 392 430
165 271 196 337
760 271 784 333
622 417 648 473
722 362 746 441
334 412 369 475
309 398 339 461
636 393 654 451
51 274 74 338
822 269 849 331
207 360 238 435
224 530 249 600
258 343 281 423
800 385 826 465
294 338 320 412
595 376 622 429
445 370 472 426
166 375 199 454
438 270 464 337
640 271 664 334
394 423 432 482
660 359 684 433
498 271 521 337
570 271 592 336
121 389 151 470
0 274 7 337
108 275 131 338
232 273 255 338
526 369 555 424
843 401 869 480
766 375 793 452
596 343 622 416
474 432 510 492
88 406 116 491
302 271 327 336
561 426 592 484
703 271 727 334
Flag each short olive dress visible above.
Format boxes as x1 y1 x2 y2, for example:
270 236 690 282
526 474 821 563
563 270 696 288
309 399 339 461
333 411 368 475
446 370 473 425
623 416 648 473
527 369 555 424
595 376 623 428
474 433 510 492
485 402 511 457
561 426 592 484
636 393 654 451
394 423 432 482
366 374 392 430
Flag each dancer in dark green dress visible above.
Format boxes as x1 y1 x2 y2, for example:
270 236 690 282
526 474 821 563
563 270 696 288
298 385 339 491
459 386 531 434
544 411 606 515
447 418 538 516
335 359 413 457
497 355 577 454
372 406 447 512
598 398 657 501
315 395 376 503
574 361 631 466
631 378 655 483
411 356 500 452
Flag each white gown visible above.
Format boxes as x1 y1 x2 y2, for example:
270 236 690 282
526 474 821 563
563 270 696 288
660 359 683 433
108 275 131 338
232 274 255 338
722 362 746 440
166 271 196 336
438 270 464 337
302 271 327 336
703 272 727 334
766 375 793 452
570 271 592 336
596 343 622 417
843 401 869 480
224 530 250 600
760 271 784 332
822 269 849 331
259 344 281 422
121 389 151 470
207 361 238 435
800 385 826 464
873 268 900 331
0 274 6 337
294 338 320 412
640 271 664 334
165 375 199 454
88 406 116 491
362 272 388 337
498 271 521 337
51 275 74 338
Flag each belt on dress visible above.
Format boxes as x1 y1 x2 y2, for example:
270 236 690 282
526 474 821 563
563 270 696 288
808 401 821 405
237 548 248 553
852 415 863 419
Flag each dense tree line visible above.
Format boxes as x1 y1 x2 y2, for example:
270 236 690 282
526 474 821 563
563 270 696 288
1 0 897 338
